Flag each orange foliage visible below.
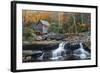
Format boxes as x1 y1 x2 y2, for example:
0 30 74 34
22 10 49 26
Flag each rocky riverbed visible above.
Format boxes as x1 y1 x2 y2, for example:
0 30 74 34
23 33 91 62
23 43 90 62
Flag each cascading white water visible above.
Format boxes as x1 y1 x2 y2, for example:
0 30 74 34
51 42 66 60
74 43 90 59
37 53 44 60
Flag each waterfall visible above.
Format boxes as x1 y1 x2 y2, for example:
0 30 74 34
51 42 66 60
37 53 44 60
74 43 90 59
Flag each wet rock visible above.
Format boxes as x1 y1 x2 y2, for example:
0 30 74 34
23 42 91 62
31 51 43 58
43 33 66 40
36 36 43 41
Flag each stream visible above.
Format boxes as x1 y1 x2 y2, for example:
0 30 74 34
23 42 91 62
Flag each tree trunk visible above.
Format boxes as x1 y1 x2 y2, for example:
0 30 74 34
73 15 78 34
58 12 64 33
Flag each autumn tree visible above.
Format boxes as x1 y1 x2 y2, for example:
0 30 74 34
22 10 49 26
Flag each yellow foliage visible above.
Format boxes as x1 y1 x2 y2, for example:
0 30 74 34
22 10 49 25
